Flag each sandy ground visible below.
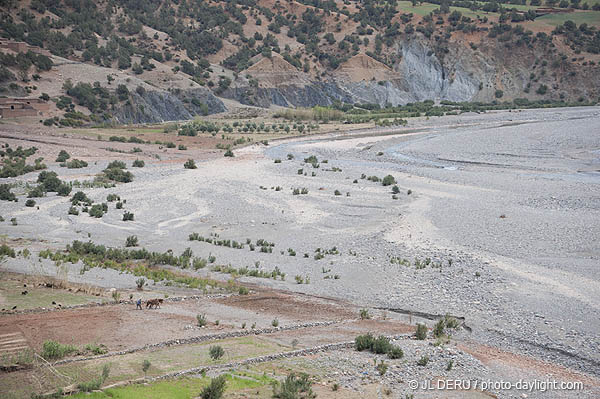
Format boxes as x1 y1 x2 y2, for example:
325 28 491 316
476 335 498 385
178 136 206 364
1 106 599 398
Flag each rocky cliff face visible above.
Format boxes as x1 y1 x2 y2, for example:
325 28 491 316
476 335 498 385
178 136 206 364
112 87 226 124
221 36 598 108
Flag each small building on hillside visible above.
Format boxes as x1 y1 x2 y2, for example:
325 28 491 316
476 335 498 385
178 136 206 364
0 98 49 118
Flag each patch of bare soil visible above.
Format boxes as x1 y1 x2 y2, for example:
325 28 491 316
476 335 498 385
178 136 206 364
458 342 600 388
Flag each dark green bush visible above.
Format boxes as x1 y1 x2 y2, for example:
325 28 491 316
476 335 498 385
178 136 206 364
200 375 226 399
89 204 104 218
28 185 45 198
355 333 375 351
25 199 36 207
415 323 427 340
273 373 315 399
184 159 197 169
382 175 396 186
388 346 404 359
209 345 224 360
132 159 145 167
0 184 17 201
57 183 72 196
55 150 70 162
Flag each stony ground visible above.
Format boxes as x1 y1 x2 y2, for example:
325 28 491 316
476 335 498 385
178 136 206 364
1 106 599 398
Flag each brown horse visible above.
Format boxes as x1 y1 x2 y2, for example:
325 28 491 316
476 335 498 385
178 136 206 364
146 298 164 309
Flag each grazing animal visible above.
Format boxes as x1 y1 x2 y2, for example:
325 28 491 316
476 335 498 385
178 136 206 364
146 299 161 309
12 306 17 310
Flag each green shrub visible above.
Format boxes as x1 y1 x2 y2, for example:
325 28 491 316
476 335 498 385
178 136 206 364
334 190 341 196
392 185 400 194
224 149 234 157
28 185 45 198
355 333 375 351
376 360 388 375
142 359 151 376
359 309 370 320
84 343 107 355
382 175 396 186
272 318 279 327
57 183 72 196
103 167 133 183
122 211 134 221
197 314 207 327
0 244 16 258
238 286 249 295
136 277 146 289
273 373 314 399
89 204 105 218
68 206 79 215
65 159 88 169
132 159 145 167
0 184 17 201
200 375 226 399
184 159 197 169
25 199 36 207
417 355 429 366
107 160 126 169
415 323 427 340
55 150 70 162
209 345 224 360
125 235 138 247
71 191 91 204
433 319 445 338
371 335 391 354
388 346 404 359
41 340 77 360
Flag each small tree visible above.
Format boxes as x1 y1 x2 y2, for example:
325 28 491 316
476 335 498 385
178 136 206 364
273 373 315 399
184 159 197 169
197 314 207 327
200 375 226 399
125 235 139 247
136 278 146 290
142 359 151 377
382 175 396 186
209 345 224 360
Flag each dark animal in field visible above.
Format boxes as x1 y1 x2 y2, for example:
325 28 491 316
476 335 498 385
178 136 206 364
21 290 27 295
146 299 162 309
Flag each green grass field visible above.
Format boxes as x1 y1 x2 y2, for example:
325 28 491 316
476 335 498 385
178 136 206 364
0 278 101 310
70 372 275 399
535 10 600 26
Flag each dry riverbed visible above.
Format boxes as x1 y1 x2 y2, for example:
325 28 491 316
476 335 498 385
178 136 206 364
1 106 599 398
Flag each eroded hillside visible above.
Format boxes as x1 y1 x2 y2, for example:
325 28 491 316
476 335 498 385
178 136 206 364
0 0 599 123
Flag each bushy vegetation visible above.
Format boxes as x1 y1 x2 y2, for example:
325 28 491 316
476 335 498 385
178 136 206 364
273 373 315 399
200 375 227 399
41 340 78 360
39 240 225 291
0 184 17 202
209 345 224 360
415 323 428 340
0 145 46 178
101 160 133 183
184 159 197 169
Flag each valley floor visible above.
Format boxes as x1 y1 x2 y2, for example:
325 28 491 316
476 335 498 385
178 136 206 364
1 106 599 398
